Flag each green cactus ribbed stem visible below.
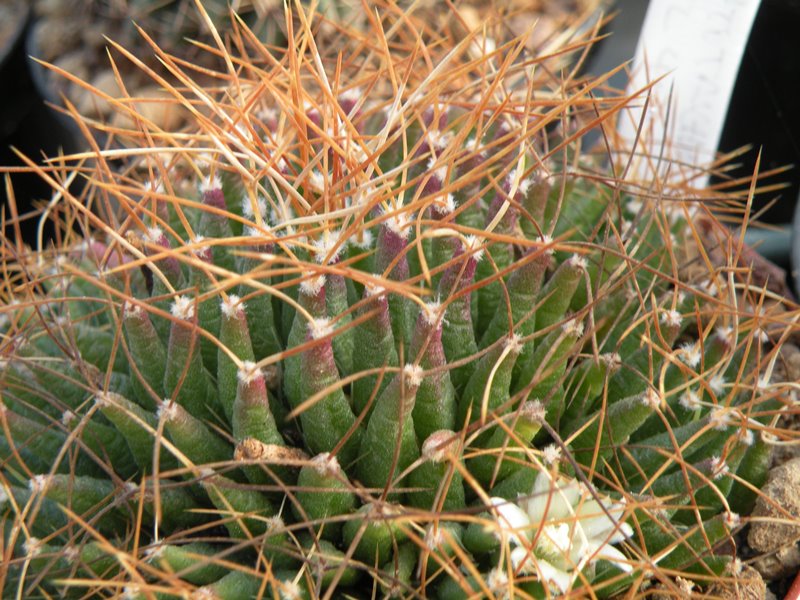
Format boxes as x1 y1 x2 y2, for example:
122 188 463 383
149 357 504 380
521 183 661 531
122 302 166 410
603 320 682 404
560 353 621 431
284 277 327 410
480 247 550 352
457 336 521 428
1 406 99 477
408 430 465 511
438 245 480 392
342 503 408 564
198 186 236 274
381 543 417 598
297 322 362 467
571 390 661 466
163 298 218 423
158 400 232 472
233 365 284 450
299 536 360 587
473 195 517 333
27 474 127 535
351 286 398 417
532 254 587 334
237 252 283 367
468 402 544 486
218 296 255 422
292 452 356 540
514 320 583 426
325 266 354 376
3 485 70 537
519 171 551 239
62 411 137 479
136 479 207 532
147 542 228 585
200 472 276 539
358 364 422 494
194 570 264 600
188 244 223 378
95 391 178 473
409 306 456 441
374 222 414 347
729 435 771 515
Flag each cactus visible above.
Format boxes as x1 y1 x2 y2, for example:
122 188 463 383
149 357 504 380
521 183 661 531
0 3 796 598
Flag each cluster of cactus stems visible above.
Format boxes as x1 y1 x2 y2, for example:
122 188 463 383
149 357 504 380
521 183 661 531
0 2 797 598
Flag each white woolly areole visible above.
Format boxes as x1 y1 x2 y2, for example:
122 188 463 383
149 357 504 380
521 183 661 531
157 400 179 423
487 568 509 594
241 194 267 219
504 334 523 355
403 364 424 388
716 326 735 347
61 410 76 427
661 309 682 328
365 283 386 297
237 361 262 385
601 352 622 370
463 235 485 262
641 387 662 409
350 229 374 249
122 301 143 319
562 319 584 337
299 273 326 297
543 444 562 465
306 170 326 194
29 475 50 494
220 294 244 318
425 129 451 151
426 157 448 183
424 525 447 551
191 235 210 257
679 390 702 411
199 174 222 193
710 407 735 430
144 542 165 561
144 226 164 244
24 537 43 558
567 254 588 271
521 400 546 424
710 456 729 480
170 296 195 320
434 193 456 214
422 301 442 327
339 86 361 105
312 232 344 263
740 428 755 446
724 511 741 529
0 485 8 507
710 374 727 396
539 234 555 256
421 430 456 463
679 343 701 368
279 580 303 600
311 452 341 477
309 318 333 340
383 209 413 239
189 587 217 600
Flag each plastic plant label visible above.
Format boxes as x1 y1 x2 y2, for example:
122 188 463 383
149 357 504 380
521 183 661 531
618 0 761 187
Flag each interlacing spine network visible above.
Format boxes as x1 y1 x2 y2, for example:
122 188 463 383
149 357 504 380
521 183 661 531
0 2 796 598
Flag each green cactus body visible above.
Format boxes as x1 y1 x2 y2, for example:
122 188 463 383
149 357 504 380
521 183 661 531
0 7 790 597
351 285 398 416
357 365 422 494
292 452 356 540
409 305 457 441
408 430 465 510
297 320 362 467
217 296 256 422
